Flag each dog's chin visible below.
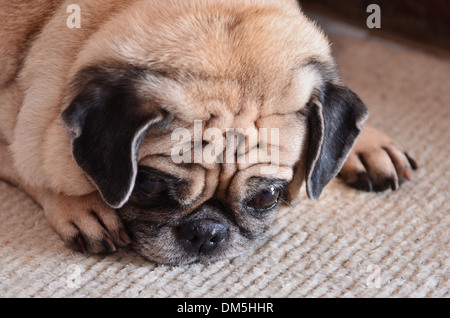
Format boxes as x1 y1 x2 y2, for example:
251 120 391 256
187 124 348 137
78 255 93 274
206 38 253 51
127 223 257 265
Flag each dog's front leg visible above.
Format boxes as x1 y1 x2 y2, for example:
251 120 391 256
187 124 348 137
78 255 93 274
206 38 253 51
18 182 131 254
0 139 131 254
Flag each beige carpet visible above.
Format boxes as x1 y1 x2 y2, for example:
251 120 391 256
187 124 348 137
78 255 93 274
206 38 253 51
1 17 449 298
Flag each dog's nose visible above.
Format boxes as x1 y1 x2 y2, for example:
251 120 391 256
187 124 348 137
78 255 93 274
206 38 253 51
178 220 228 253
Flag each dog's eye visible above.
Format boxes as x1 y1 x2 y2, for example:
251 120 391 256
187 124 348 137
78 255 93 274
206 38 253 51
137 174 169 197
247 186 280 210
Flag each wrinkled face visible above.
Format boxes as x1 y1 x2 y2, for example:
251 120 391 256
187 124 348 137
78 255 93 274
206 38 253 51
120 113 303 264
118 60 315 264
63 1 368 265
121 165 290 265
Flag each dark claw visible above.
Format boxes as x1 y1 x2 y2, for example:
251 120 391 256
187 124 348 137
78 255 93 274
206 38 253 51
119 229 132 245
405 153 418 170
349 172 373 192
389 177 397 191
373 177 396 192
74 235 87 253
102 238 117 253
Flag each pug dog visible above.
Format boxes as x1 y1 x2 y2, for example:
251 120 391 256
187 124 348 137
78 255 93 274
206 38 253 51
0 0 417 265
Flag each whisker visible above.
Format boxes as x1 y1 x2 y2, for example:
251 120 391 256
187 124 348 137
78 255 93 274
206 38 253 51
279 197 293 208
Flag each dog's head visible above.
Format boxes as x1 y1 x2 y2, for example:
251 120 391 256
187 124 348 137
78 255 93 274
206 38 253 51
61 0 368 264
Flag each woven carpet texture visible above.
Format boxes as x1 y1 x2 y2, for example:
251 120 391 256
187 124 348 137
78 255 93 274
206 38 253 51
0 16 449 298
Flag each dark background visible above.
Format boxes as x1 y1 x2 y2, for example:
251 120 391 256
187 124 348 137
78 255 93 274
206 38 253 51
300 0 450 54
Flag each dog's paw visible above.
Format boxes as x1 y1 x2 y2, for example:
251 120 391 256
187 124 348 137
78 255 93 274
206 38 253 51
42 191 131 254
339 126 418 192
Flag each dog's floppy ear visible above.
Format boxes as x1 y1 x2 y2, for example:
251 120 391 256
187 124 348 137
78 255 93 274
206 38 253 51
61 65 164 208
292 81 369 201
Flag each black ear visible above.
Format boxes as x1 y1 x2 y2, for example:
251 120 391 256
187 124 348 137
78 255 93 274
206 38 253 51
304 82 369 200
61 65 163 208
